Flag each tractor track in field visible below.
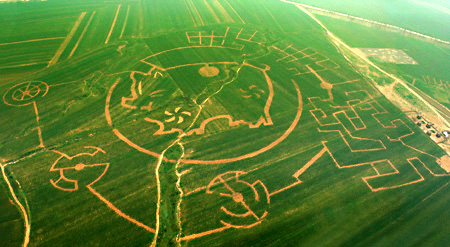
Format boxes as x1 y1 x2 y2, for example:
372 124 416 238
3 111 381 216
1 164 30 247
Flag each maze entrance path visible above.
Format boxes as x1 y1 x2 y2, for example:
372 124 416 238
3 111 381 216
3 81 49 148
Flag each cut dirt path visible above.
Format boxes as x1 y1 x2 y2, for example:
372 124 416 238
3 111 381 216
1 164 30 247
48 12 87 67
68 11 96 59
119 5 130 39
282 0 450 132
0 62 47 69
0 37 65 46
105 4 121 44
281 0 450 47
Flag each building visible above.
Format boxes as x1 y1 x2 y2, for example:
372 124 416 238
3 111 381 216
444 131 450 138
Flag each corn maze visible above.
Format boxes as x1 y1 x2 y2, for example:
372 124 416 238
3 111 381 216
1 1 450 247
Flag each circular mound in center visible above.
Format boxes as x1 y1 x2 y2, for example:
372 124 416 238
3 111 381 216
199 65 220 77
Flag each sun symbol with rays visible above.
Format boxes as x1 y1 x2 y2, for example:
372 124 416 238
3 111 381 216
239 85 265 99
11 81 46 101
164 107 192 124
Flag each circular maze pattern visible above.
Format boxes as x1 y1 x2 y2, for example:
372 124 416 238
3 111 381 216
206 171 270 228
3 81 49 106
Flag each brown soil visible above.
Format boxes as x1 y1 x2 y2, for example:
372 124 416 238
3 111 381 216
438 155 450 173
199 65 220 77
320 82 333 90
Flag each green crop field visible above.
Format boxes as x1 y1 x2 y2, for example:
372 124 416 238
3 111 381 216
312 15 450 115
1 0 450 247
289 0 450 41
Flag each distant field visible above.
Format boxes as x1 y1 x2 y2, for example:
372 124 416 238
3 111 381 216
1 1 450 247
0 179 23 247
291 0 450 41
315 15 450 111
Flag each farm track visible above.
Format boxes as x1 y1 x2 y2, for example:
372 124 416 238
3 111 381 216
48 12 87 67
406 83 450 123
68 11 96 59
105 4 121 44
281 0 450 48
0 37 65 46
0 62 47 69
1 164 30 247
119 5 130 39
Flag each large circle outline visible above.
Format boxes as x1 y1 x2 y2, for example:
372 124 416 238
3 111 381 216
106 77 302 165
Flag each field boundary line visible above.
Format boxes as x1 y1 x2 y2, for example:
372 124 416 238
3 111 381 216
0 15 79 28
119 5 130 39
407 81 450 120
68 11 96 59
105 4 122 44
1 164 30 247
420 180 450 204
0 62 47 69
281 0 450 46
187 0 205 26
48 12 87 67
183 0 198 27
223 0 245 24
0 37 65 46
203 0 221 23
260 1 284 31
214 0 234 23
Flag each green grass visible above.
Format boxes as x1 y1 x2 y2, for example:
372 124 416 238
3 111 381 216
0 179 23 247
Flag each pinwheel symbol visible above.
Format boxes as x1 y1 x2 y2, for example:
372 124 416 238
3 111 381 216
240 85 265 99
164 107 192 124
